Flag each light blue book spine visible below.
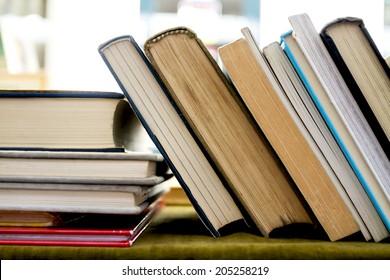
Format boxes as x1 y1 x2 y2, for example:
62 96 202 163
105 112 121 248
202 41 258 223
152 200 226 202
280 31 390 231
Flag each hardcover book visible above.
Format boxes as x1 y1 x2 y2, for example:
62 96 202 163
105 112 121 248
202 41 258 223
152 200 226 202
99 35 244 237
0 201 163 247
218 30 359 241
0 150 169 182
320 17 390 157
0 90 155 152
143 27 312 238
282 18 390 231
262 40 389 242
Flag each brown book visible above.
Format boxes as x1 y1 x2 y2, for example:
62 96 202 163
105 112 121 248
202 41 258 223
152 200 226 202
217 29 360 241
144 27 312 237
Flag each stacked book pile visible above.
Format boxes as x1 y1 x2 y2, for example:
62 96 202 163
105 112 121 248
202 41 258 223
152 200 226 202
99 13 389 242
0 90 170 247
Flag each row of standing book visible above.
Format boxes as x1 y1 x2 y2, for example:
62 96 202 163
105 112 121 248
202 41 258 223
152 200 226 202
1 12 389 245
0 90 171 247
98 13 389 243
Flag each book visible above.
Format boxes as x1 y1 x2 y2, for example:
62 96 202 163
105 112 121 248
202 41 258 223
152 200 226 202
320 17 390 157
143 27 312 238
0 150 169 182
0 183 167 214
0 90 155 152
282 17 390 231
262 41 389 242
98 35 244 237
0 211 63 227
0 201 163 247
218 31 359 241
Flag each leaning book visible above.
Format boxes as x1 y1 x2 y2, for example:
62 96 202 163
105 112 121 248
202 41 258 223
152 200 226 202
262 40 389 242
218 30 359 241
99 35 244 237
285 14 390 231
320 17 390 157
143 27 312 238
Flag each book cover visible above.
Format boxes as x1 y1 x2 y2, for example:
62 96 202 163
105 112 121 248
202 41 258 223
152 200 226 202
0 201 163 247
143 27 312 238
218 32 359 241
99 35 244 237
281 26 390 231
320 17 390 158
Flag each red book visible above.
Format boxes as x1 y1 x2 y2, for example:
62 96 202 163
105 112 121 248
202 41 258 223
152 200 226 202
0 201 163 247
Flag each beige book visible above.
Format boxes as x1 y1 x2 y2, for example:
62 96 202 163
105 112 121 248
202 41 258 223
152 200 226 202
218 32 360 241
144 27 312 237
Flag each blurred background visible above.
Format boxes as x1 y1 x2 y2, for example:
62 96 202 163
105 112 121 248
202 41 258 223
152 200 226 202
0 0 389 92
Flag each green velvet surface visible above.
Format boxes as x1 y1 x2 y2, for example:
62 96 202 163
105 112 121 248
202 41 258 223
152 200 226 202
1 206 390 260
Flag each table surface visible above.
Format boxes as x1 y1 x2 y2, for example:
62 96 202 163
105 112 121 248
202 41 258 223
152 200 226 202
1 205 390 260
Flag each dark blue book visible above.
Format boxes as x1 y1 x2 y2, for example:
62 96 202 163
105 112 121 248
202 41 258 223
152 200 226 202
0 90 154 152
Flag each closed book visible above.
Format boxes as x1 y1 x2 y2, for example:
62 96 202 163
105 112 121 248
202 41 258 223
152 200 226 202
218 31 359 241
0 182 167 214
320 17 390 157
0 90 155 152
284 15 390 231
262 40 389 242
99 35 244 237
0 201 163 247
0 211 64 227
0 150 168 182
144 27 312 238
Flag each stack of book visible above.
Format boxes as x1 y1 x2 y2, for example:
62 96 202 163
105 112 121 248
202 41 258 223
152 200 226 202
0 90 170 247
99 13 389 242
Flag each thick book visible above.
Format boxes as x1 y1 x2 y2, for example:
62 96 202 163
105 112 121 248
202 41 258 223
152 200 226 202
0 90 155 152
282 18 390 231
262 41 389 242
0 201 162 247
218 31 359 241
143 27 312 238
320 17 390 157
0 150 169 182
98 35 244 237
